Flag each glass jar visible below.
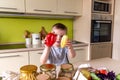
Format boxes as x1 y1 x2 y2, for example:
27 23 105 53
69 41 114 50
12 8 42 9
20 65 37 80
57 77 71 80
58 63 74 80
40 64 56 80
36 73 51 80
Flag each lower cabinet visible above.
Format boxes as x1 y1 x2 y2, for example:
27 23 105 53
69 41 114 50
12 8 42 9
0 52 29 74
29 50 43 71
0 45 88 74
68 46 88 64
90 43 112 60
0 50 42 74
29 46 89 68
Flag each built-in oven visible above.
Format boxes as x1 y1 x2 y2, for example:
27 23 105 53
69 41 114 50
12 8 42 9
91 20 112 43
91 16 112 43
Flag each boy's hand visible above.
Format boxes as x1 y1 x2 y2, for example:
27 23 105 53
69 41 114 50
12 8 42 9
66 39 73 49
60 35 73 49
60 35 68 48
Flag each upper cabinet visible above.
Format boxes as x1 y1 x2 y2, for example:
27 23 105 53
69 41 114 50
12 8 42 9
57 0 83 16
26 0 82 16
0 0 25 13
25 0 57 15
0 0 83 16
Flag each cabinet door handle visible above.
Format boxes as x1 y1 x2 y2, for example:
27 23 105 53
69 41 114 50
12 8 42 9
74 48 85 51
64 11 78 14
34 9 52 12
0 7 17 10
0 55 20 58
37 53 42 54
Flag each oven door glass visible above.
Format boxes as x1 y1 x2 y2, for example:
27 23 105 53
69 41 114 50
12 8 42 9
91 20 112 43
99 22 111 42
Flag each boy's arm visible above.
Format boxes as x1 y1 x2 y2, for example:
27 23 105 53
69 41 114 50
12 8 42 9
68 45 76 58
66 40 76 58
40 46 51 64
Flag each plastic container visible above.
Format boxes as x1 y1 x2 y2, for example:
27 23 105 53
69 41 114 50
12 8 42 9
32 33 41 48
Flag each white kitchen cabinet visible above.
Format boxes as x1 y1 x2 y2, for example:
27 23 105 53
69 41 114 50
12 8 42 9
0 0 25 13
0 0 83 16
73 0 115 43
69 46 88 64
90 43 112 60
29 50 43 71
29 46 88 66
0 52 29 74
26 0 57 14
57 0 82 16
26 0 82 16
113 0 120 60
73 0 114 60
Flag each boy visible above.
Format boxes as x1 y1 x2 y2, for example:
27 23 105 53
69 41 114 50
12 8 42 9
40 23 76 66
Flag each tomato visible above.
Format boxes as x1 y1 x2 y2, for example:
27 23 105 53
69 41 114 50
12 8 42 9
99 69 107 75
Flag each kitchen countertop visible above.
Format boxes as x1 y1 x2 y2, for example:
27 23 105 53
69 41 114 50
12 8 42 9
73 57 120 74
0 41 88 53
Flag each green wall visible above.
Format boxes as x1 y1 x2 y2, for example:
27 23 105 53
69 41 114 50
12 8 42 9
0 17 73 44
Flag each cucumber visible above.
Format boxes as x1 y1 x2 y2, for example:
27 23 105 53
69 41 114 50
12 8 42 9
116 74 120 80
90 72 101 80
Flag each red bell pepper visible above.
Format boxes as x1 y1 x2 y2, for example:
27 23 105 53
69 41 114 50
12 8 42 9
44 33 57 47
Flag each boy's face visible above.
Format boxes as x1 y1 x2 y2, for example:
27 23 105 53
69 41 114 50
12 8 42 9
52 27 66 47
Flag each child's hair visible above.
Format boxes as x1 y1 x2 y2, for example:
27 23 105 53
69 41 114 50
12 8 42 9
52 23 67 32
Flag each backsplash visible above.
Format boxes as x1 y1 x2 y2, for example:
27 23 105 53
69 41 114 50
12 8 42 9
0 17 73 44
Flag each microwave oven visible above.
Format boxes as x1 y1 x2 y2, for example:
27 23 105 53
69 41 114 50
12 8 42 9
92 0 111 14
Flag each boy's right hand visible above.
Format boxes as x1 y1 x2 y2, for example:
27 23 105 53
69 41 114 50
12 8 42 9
60 35 68 48
44 33 57 47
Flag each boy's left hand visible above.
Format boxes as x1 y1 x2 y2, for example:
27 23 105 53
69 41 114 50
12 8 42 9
60 35 73 48
66 39 73 49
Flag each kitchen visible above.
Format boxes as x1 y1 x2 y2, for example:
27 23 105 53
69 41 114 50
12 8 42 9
0 0 120 79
